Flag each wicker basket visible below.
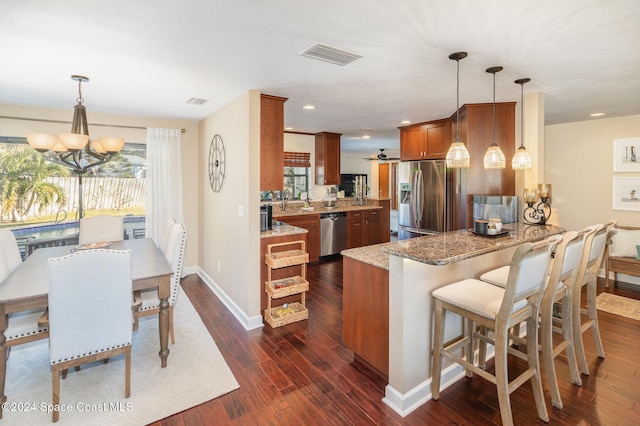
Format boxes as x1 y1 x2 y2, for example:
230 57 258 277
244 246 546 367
265 249 309 268
264 302 309 328
266 275 309 298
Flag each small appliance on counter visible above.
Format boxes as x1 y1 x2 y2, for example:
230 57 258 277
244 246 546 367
260 204 273 231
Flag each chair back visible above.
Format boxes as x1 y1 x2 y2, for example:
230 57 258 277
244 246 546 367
158 217 177 253
47 249 133 365
500 235 561 320
79 215 125 245
162 223 187 306
0 229 23 281
581 221 616 284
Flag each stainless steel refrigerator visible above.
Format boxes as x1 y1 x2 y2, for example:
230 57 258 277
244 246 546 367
398 160 446 239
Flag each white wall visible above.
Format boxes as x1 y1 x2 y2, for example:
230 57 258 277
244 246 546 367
198 91 262 327
0 103 199 270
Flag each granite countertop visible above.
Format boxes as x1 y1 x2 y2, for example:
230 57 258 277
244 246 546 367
270 199 383 217
341 222 565 270
260 221 308 239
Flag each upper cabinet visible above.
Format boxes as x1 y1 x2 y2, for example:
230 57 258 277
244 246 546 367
315 132 341 185
260 94 288 191
399 119 449 161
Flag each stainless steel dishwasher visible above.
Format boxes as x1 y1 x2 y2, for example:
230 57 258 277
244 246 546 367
320 212 347 256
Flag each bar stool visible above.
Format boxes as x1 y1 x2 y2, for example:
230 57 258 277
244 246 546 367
573 220 617 375
431 235 560 426
478 227 598 408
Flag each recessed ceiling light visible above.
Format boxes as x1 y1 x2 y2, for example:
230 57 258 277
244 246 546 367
400 120 411 124
302 105 316 110
590 112 605 117
284 127 293 131
362 135 371 139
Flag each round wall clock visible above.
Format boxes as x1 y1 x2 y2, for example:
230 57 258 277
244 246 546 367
208 134 226 192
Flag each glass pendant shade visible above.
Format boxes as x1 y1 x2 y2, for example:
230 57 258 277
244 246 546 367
483 143 506 169
446 52 469 169
512 146 533 169
98 137 125 153
58 132 89 151
513 77 533 170
446 138 471 168
483 66 505 169
51 140 69 153
92 139 106 154
26 133 58 152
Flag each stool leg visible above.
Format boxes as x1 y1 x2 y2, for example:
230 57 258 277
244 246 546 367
464 318 474 377
526 314 549 422
587 278 605 358
573 282 590 375
541 297 562 409
494 323 514 426
562 293 582 386
431 301 445 400
478 325 487 370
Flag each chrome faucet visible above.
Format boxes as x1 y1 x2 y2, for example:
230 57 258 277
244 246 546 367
282 189 291 210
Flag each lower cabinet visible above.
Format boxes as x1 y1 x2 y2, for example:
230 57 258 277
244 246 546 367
277 214 320 262
343 256 389 377
346 211 365 249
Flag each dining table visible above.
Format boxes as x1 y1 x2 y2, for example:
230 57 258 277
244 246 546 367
0 238 174 418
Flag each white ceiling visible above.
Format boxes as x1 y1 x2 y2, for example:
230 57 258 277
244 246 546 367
2 1 640 158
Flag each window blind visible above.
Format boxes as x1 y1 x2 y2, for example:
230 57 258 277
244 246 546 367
283 151 311 168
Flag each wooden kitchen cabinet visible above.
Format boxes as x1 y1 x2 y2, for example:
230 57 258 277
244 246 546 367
278 214 320 262
260 94 288 191
399 119 448 161
343 256 389 377
346 211 365 249
315 132 341 185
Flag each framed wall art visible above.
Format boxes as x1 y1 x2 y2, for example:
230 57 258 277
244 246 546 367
612 177 640 211
613 137 640 172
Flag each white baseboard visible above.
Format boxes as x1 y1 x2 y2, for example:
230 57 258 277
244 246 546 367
193 266 264 331
383 345 497 417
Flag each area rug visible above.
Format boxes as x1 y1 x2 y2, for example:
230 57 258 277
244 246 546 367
596 292 640 321
3 287 239 425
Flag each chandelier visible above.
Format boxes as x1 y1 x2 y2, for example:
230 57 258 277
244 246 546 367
26 75 124 220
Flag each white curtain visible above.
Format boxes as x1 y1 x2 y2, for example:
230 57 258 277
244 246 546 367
145 128 184 245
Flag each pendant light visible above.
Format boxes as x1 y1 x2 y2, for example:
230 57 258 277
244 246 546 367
483 66 506 169
445 52 470 168
512 78 533 169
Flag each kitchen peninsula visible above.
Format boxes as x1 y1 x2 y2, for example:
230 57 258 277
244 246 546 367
341 223 564 416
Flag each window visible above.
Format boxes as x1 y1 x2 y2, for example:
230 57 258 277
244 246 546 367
283 152 310 200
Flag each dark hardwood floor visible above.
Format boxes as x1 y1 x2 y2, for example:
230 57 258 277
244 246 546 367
152 257 640 425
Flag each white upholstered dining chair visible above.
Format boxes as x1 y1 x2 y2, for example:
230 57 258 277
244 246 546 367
431 235 560 426
134 222 186 344
0 229 49 349
78 215 124 245
158 217 176 253
47 249 133 422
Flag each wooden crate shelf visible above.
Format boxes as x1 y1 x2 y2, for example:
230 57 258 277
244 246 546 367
264 240 309 328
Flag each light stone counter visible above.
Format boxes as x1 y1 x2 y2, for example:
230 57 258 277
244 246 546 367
342 222 564 271
270 198 384 217
260 221 308 239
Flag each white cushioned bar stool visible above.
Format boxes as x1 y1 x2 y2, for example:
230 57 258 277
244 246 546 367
572 220 616 376
478 228 597 409
431 235 560 426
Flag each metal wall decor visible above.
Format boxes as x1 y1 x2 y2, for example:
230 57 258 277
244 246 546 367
208 134 226 192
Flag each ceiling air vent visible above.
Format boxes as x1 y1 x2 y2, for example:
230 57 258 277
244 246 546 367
185 97 208 105
300 42 363 66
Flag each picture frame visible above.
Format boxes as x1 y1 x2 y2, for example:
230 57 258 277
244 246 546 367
612 177 640 211
613 138 640 172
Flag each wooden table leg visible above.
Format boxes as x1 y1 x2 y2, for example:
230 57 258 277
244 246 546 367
158 275 170 367
0 304 7 419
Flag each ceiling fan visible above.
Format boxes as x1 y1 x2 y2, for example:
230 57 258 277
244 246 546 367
363 149 400 163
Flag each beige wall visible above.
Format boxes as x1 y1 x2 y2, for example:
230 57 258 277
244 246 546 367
545 114 640 231
197 91 262 327
0 103 199 270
